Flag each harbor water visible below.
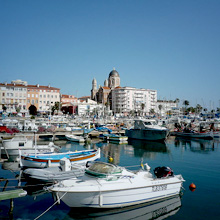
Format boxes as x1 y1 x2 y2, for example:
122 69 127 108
0 136 220 220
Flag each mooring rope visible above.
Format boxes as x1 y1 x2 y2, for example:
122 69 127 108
34 190 67 220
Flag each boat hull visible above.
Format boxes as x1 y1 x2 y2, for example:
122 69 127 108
52 174 183 208
20 149 100 168
125 129 169 141
175 132 213 139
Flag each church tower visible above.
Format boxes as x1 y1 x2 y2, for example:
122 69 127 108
108 68 120 89
91 78 97 100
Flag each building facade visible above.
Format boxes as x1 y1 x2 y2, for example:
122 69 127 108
0 80 60 114
0 82 27 114
156 100 179 116
111 87 157 115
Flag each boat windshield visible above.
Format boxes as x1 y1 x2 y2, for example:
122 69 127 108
144 121 157 126
86 162 122 177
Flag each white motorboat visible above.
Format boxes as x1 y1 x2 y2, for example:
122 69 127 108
50 161 184 208
125 119 169 141
65 134 85 143
1 136 57 160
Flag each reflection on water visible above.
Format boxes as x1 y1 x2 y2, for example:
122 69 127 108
128 139 168 152
1 161 20 172
68 195 182 220
174 137 216 153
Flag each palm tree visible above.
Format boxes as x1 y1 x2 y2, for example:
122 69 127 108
158 104 163 117
150 108 155 115
51 102 61 115
183 100 189 114
195 104 203 114
141 103 145 116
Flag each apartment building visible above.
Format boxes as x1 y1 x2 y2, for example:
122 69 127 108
61 94 77 104
28 85 60 112
0 82 27 113
111 86 157 115
0 80 60 114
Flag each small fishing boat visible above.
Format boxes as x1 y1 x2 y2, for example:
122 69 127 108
65 134 85 143
50 161 184 208
175 131 213 139
20 148 101 168
23 158 85 183
100 133 128 142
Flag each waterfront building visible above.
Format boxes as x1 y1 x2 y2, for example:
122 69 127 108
0 80 60 114
156 100 179 116
0 82 27 114
111 87 157 116
61 94 77 105
32 84 60 113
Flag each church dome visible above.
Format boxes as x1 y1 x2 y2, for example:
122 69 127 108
109 69 119 77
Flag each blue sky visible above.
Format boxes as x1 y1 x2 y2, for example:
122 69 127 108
1 0 220 110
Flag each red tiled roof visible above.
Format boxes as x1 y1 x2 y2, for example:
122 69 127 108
0 83 60 90
102 86 110 90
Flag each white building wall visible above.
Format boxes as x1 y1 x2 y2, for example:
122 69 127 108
0 84 27 113
112 87 157 115
38 89 60 112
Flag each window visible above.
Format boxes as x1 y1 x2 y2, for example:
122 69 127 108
36 94 38 98
28 94 30 98
31 100 34 104
32 94 34 98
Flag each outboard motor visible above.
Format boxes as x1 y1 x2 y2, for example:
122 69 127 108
154 166 174 178
60 157 71 171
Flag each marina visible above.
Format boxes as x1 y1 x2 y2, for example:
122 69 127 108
0 135 219 219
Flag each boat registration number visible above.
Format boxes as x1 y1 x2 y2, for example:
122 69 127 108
152 184 167 192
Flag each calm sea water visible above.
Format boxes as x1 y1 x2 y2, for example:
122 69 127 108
0 136 219 220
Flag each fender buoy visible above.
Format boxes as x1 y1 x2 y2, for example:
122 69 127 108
108 156 113 163
189 183 196 191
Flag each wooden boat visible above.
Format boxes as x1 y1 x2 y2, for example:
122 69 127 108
50 161 184 208
23 158 85 183
65 134 85 143
20 148 100 168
